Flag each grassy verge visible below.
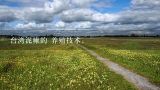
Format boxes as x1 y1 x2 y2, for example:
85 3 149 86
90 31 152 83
0 38 136 90
82 37 160 85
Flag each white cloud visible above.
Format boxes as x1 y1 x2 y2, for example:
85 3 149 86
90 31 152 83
0 0 70 23
15 22 45 29
132 0 160 6
97 23 160 31
44 0 70 13
117 10 160 24
0 0 115 23
19 0 69 23
1 0 160 35
0 6 17 22
61 9 95 22
23 8 54 23
55 21 65 28
131 0 160 9
61 8 119 23
71 0 96 7
92 13 119 22
73 21 92 29
92 0 113 8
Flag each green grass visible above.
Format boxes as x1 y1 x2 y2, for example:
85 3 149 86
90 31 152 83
0 38 136 90
82 37 160 85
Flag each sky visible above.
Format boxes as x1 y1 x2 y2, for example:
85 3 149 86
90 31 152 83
0 0 160 35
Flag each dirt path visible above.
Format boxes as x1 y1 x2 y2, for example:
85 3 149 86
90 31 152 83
80 45 160 90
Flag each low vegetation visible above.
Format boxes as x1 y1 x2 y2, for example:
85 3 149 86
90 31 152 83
0 38 136 90
83 37 160 85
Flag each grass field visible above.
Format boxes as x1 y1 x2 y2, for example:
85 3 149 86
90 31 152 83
0 38 136 90
82 37 160 85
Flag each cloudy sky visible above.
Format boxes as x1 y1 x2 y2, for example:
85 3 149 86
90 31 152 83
0 0 160 35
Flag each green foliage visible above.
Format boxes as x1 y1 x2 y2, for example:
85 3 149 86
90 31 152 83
0 38 136 90
83 37 160 85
